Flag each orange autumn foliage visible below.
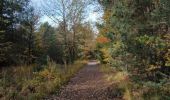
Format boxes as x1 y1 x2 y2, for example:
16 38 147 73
96 37 110 43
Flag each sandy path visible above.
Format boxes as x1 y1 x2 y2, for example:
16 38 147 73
48 62 114 100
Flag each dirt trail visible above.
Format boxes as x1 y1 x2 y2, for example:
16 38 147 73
48 62 114 100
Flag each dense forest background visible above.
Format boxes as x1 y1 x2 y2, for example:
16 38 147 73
0 0 170 99
0 0 95 67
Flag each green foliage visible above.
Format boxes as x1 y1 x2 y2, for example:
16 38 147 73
97 0 170 77
97 0 170 99
0 0 39 65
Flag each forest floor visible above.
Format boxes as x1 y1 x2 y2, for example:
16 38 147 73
47 61 117 100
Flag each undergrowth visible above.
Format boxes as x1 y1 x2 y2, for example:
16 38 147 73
100 64 170 100
0 61 85 100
